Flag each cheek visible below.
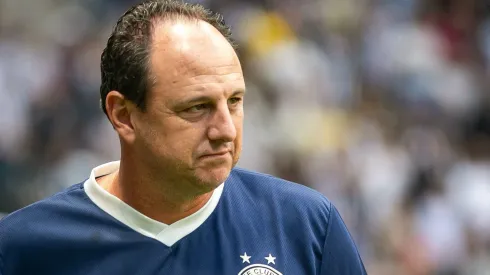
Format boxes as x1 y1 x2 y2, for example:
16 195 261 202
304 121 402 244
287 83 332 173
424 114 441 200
152 122 204 159
137 124 167 157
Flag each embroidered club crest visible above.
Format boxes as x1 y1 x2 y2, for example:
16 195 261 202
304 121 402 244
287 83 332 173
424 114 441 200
238 253 282 275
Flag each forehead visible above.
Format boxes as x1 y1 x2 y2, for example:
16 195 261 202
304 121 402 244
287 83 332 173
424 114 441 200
149 20 243 93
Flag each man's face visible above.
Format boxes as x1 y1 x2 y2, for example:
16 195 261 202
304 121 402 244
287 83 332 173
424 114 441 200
131 20 245 191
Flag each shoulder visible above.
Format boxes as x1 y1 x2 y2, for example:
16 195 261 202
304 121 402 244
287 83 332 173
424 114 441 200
226 167 337 264
229 167 332 205
1 183 85 221
227 167 333 222
0 183 88 249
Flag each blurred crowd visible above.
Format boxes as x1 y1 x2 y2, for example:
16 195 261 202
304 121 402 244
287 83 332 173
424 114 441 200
1 0 490 274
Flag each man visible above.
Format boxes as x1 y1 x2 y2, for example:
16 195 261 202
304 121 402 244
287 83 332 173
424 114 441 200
0 1 366 274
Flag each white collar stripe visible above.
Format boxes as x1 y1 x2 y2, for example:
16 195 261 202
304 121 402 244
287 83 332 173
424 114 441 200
83 161 224 246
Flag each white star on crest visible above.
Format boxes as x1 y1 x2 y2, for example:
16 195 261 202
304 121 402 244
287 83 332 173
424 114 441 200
240 252 251 264
265 254 276 265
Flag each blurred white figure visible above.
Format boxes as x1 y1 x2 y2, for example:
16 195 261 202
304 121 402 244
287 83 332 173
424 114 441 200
347 118 413 232
0 41 59 162
445 160 490 240
414 194 467 272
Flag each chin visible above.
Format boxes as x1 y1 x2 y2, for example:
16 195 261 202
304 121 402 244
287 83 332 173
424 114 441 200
195 166 231 188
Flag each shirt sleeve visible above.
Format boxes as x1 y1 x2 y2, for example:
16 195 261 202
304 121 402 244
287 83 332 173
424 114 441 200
320 204 367 274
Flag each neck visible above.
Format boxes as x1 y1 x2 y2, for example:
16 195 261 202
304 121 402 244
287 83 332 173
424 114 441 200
98 157 214 225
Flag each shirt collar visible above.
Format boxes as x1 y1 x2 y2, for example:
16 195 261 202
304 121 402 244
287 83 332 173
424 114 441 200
84 161 224 246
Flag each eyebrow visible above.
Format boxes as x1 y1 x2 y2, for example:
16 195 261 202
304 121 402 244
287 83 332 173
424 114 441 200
177 90 246 106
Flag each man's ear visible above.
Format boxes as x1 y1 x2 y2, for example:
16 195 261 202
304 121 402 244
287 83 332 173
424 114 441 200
105 91 136 144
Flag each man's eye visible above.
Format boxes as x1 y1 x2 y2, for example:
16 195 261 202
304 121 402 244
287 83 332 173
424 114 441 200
186 104 208 113
228 97 242 105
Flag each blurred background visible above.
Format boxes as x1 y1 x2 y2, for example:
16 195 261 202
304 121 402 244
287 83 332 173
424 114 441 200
1 0 489 274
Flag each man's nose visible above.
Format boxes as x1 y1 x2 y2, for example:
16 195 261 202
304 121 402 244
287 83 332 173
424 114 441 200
207 104 237 143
